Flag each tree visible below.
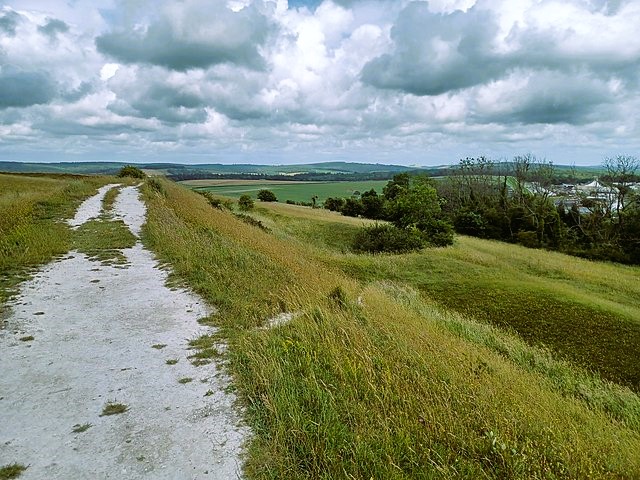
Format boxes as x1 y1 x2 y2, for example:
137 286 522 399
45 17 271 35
117 165 146 179
342 198 364 217
360 189 385 219
257 189 277 202
382 173 410 201
386 182 441 230
324 197 345 212
385 178 454 246
238 194 254 211
603 155 639 226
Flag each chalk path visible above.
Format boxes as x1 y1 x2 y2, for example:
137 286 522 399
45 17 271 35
0 185 246 479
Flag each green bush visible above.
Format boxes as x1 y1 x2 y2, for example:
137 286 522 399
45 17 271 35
352 224 424 254
257 189 277 202
421 218 455 247
454 210 487 237
117 165 146 179
238 194 255 211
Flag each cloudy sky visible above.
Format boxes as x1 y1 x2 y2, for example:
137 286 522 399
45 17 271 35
0 0 638 166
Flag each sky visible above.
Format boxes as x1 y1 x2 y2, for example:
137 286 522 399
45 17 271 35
0 0 639 166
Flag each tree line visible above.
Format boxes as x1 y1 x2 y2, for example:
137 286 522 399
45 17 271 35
325 155 640 263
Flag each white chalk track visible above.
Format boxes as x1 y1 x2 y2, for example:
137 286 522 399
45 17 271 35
0 185 246 479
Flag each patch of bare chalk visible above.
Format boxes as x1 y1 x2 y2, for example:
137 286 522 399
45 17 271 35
113 185 146 238
263 312 298 329
68 184 118 229
0 186 247 479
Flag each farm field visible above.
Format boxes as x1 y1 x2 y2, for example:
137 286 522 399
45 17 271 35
183 179 389 203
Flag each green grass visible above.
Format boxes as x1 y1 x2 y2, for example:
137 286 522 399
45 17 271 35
140 178 640 479
191 180 388 203
100 402 128 416
252 201 640 392
72 423 92 433
0 173 112 304
0 464 27 479
178 377 193 384
73 218 137 264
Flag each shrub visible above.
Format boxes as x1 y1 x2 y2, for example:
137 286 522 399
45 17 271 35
257 189 277 202
352 224 424 254
342 198 363 217
117 165 146 179
454 210 487 237
238 194 255 211
517 230 540 248
421 218 455 247
233 213 270 232
203 193 232 210
324 197 345 211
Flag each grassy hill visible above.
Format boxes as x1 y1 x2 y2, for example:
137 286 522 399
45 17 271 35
3 172 640 478
141 179 640 478
0 160 414 177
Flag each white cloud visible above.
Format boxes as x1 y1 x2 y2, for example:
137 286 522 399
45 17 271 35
0 0 639 165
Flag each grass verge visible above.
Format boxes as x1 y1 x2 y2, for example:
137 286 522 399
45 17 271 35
0 173 112 305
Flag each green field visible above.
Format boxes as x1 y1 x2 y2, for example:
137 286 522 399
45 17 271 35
187 180 389 203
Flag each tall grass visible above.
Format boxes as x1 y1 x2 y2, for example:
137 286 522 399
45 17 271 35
0 173 110 303
251 201 640 392
142 179 640 478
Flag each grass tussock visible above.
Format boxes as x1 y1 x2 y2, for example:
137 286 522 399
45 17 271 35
0 464 27 480
71 423 92 433
141 178 640 479
0 173 112 303
100 402 128 416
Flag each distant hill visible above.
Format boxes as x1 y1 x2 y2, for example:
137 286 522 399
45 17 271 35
0 161 414 176
0 160 604 182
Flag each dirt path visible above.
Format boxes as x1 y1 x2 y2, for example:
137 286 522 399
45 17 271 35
0 185 246 479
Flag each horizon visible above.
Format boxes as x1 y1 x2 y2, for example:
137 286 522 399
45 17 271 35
1 1 639 166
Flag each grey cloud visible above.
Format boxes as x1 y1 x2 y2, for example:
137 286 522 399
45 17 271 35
0 10 21 36
362 1 640 99
480 72 613 126
61 82 94 102
108 82 208 124
0 67 57 109
362 3 505 96
96 3 272 71
38 18 70 40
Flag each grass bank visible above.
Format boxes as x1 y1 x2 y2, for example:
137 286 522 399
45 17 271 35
250 201 640 392
141 179 640 479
